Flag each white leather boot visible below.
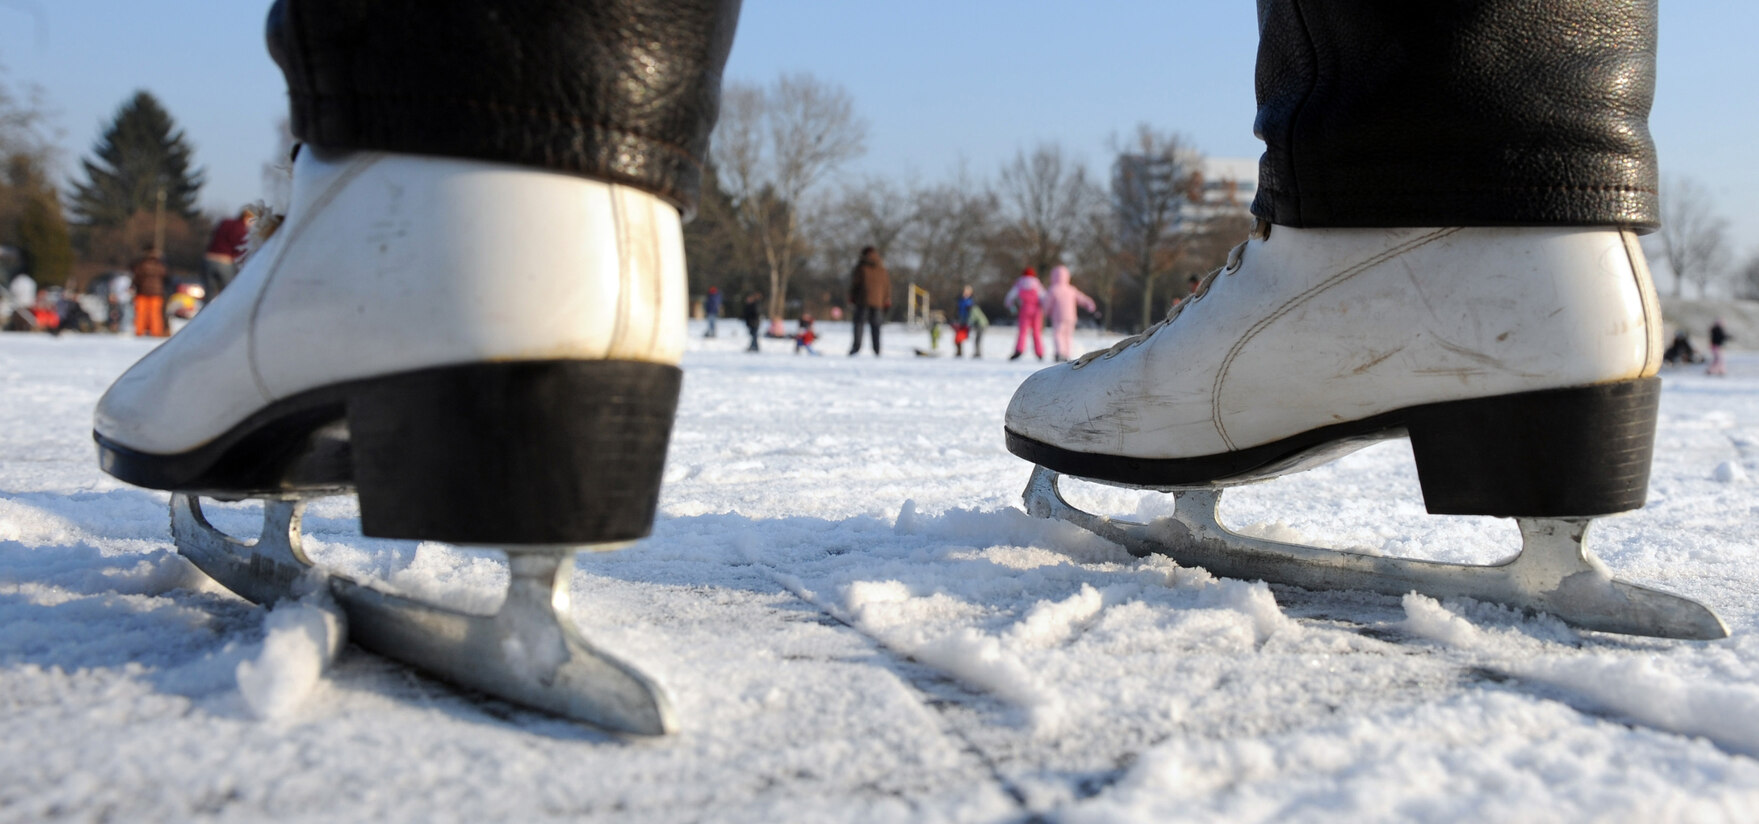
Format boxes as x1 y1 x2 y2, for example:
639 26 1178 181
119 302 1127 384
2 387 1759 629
95 148 688 544
1006 221 1664 518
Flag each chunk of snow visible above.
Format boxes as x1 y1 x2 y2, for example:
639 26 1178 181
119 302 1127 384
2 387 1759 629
235 591 346 720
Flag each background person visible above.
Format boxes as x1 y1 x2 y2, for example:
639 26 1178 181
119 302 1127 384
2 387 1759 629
203 207 256 302
128 247 168 338
1003 267 1046 361
847 246 889 356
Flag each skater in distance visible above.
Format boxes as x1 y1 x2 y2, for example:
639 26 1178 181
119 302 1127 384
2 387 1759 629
89 0 1723 734
847 246 890 356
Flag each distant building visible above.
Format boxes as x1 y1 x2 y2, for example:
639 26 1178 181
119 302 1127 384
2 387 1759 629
1188 157 1258 222
1111 153 1259 237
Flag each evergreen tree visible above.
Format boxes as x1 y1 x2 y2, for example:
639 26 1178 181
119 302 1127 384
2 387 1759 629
68 91 204 228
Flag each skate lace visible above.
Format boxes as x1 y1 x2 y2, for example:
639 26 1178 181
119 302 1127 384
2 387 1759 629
1071 220 1268 369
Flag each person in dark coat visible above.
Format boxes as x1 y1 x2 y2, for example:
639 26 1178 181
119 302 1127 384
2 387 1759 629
741 290 763 352
129 247 169 338
847 246 890 356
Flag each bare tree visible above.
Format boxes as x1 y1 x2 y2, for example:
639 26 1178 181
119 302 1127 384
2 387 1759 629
683 162 769 303
804 176 920 318
259 117 296 212
1105 125 1204 331
713 74 867 319
907 169 1001 307
1654 176 1732 298
826 175 917 258
994 143 1100 276
0 67 55 166
1074 211 1123 329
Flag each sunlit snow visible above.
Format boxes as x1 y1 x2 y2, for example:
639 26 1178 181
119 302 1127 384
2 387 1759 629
3 322 1757 821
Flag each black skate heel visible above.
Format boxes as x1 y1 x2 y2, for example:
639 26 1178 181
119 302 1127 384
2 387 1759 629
347 360 682 545
1405 377 1659 518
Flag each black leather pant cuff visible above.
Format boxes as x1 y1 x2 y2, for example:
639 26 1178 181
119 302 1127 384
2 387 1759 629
268 0 741 215
284 90 706 214
1251 0 1660 230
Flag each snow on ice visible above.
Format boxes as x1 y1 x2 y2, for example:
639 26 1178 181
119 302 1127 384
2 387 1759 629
3 325 1759 821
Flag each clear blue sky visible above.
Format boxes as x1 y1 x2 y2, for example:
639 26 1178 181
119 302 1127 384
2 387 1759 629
4 1 1756 268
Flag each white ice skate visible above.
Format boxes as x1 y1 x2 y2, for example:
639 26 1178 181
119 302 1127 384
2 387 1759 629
94 148 689 732
1007 221 1726 639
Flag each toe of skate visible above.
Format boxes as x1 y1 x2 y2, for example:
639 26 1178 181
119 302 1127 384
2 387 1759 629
171 494 677 734
1023 467 1727 640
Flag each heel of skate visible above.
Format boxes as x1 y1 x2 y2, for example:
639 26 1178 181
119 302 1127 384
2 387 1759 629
1407 377 1659 517
346 360 682 545
171 494 678 734
1021 466 1726 640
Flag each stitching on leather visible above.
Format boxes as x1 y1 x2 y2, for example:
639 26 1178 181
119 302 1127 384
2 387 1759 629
1209 227 1463 451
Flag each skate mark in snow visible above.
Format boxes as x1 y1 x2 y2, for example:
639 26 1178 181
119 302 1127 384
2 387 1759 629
750 562 1038 815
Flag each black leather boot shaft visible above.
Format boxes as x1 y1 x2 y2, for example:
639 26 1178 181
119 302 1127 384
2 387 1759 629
267 0 742 214
1252 0 1659 229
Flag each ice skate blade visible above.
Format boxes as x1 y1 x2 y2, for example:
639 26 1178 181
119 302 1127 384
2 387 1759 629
1024 467 1728 640
171 494 678 734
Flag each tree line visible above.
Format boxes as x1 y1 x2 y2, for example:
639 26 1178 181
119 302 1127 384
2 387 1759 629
0 69 208 290
1653 176 1759 301
15 68 1749 323
687 75 1254 333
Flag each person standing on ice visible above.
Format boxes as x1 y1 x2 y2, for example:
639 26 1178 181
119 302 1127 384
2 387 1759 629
1004 267 1047 361
1707 319 1731 376
702 286 722 338
963 302 989 358
85 0 1722 731
953 284 987 358
742 290 763 352
847 246 889 356
127 247 168 338
1044 265 1097 363
955 285 976 326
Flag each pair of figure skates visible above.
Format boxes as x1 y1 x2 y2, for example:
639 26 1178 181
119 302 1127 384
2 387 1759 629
91 149 1727 735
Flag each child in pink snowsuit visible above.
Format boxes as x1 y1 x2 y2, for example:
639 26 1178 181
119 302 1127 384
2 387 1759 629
1045 265 1097 362
1004 267 1047 360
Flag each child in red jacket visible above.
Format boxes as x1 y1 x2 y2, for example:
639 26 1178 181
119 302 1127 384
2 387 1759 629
794 313 820 355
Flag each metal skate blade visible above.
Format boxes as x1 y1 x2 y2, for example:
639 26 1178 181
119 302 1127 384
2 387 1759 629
171 493 318 605
331 553 678 735
1024 467 1728 640
171 494 677 734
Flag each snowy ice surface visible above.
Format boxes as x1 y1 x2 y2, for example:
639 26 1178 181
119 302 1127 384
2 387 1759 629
3 325 1759 822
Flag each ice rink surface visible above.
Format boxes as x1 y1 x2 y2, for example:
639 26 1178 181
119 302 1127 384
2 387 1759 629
3 323 1758 822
